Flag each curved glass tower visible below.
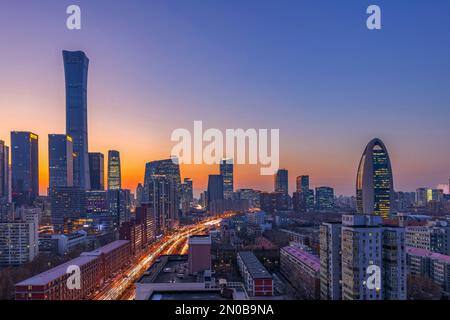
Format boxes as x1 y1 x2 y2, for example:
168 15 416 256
63 50 90 190
356 138 393 218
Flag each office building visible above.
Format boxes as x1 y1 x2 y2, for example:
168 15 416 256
220 158 234 199
144 157 181 188
48 134 73 190
50 186 86 233
296 175 309 192
11 131 39 206
108 189 131 229
63 50 90 190
89 152 104 191
145 175 178 233
107 150 121 190
136 203 156 245
274 169 288 194
356 138 394 217
315 187 334 210
180 178 193 215
207 175 224 207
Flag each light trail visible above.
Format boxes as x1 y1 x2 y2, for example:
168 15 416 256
90 214 231 300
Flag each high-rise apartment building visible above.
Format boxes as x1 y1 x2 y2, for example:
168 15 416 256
320 222 342 300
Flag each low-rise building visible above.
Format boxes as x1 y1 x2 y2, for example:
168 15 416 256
237 251 273 297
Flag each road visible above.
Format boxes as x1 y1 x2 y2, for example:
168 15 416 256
90 214 231 300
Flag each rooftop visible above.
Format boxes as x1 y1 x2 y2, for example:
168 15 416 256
150 291 228 300
82 240 129 256
16 256 98 286
281 245 320 272
406 247 450 263
138 255 202 284
237 252 272 279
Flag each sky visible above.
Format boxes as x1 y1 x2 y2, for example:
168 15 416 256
0 0 449 197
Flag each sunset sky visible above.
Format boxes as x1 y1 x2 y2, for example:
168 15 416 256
1 0 449 197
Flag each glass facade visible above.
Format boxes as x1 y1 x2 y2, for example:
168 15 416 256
356 139 393 218
63 50 90 190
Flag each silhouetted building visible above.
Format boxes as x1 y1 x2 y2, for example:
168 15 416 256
207 175 223 209
188 235 211 274
0 140 10 203
63 50 90 190
11 131 39 206
48 134 73 190
275 169 288 194
108 189 131 229
89 152 104 191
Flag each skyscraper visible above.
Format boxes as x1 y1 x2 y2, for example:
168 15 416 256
207 175 224 207
11 131 39 206
107 150 121 190
296 175 309 192
145 175 178 234
48 134 73 190
275 169 288 194
63 50 90 190
144 157 181 188
50 186 86 233
356 138 394 218
89 152 104 191
220 158 233 199
315 187 334 210
0 140 10 202
180 178 193 215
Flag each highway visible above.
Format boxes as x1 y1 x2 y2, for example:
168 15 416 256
90 214 231 300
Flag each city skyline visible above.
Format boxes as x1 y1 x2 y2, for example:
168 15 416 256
1 1 450 197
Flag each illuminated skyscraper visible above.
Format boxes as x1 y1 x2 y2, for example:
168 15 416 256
11 132 39 206
144 157 181 188
107 150 121 190
315 187 334 210
48 134 73 190
356 138 394 218
275 169 288 194
63 50 90 190
220 158 233 199
89 152 104 191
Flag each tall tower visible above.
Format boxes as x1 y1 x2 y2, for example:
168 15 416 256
220 158 234 199
63 50 90 190
107 150 121 190
11 132 39 206
356 138 394 218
